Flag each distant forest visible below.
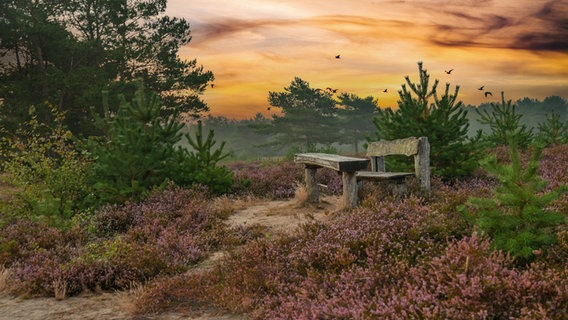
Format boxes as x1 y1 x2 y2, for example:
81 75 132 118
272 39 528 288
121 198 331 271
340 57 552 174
195 95 568 161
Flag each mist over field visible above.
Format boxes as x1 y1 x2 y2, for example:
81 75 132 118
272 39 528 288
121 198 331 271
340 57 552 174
192 94 568 160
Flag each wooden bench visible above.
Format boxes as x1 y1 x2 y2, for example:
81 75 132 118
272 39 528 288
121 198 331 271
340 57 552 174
294 153 369 209
356 136 430 193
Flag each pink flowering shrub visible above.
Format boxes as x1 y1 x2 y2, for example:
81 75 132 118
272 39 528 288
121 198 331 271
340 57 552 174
1 145 566 318
0 187 227 296
228 161 342 199
229 161 303 198
131 145 568 318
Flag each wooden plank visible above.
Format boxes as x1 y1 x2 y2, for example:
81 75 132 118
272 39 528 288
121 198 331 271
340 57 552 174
415 137 431 192
356 171 414 181
294 153 369 172
305 167 319 203
367 137 420 157
342 171 358 209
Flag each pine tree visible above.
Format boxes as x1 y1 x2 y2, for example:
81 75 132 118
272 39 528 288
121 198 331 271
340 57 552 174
476 92 534 148
90 84 184 203
536 112 568 146
337 93 379 153
372 62 480 178
89 83 231 204
265 77 341 152
468 133 567 262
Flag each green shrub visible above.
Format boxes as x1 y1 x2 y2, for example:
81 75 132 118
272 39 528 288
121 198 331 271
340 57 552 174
177 121 233 194
536 112 568 146
466 134 567 262
0 103 91 227
476 92 534 148
89 83 232 204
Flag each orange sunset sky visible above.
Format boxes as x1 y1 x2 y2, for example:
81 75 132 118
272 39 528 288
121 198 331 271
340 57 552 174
166 0 568 119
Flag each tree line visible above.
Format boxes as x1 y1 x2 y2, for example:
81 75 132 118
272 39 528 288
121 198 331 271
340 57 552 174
201 68 568 166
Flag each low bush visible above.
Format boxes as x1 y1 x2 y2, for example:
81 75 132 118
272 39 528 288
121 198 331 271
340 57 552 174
0 104 91 227
131 147 568 318
0 187 229 297
229 161 342 199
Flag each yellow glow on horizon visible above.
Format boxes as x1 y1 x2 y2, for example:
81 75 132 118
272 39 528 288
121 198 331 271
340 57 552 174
170 0 568 119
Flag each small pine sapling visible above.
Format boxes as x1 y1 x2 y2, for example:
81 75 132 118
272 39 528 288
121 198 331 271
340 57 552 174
536 112 568 146
174 121 233 194
186 120 230 169
467 133 567 262
476 92 534 148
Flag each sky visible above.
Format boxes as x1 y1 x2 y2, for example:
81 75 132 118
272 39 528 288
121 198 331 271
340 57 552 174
165 0 568 119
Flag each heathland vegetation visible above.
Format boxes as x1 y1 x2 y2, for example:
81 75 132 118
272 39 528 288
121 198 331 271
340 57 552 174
1 1 567 318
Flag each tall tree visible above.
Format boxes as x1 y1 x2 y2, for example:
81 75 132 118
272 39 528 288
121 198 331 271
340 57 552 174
264 77 340 151
0 0 213 136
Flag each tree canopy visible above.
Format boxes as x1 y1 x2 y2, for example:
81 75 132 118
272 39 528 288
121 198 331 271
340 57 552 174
261 77 380 153
265 77 340 151
0 0 213 135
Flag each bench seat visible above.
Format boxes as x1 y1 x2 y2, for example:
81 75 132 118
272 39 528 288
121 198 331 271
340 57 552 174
356 171 414 181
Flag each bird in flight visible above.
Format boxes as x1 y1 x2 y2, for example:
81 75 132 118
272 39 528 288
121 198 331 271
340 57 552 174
335 54 341 59
445 69 454 74
211 83 215 88
484 91 493 97
326 87 338 93
478 86 484 90
267 107 271 110
383 89 388 93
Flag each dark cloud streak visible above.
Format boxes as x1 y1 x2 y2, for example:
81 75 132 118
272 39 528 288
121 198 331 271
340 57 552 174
192 18 293 45
432 1 568 53
517 0 568 52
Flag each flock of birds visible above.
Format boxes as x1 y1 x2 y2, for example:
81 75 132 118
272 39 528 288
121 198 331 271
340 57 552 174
334 54 494 98
213 53 496 113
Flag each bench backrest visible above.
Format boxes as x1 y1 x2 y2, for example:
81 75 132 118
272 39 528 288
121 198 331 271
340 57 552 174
366 137 430 191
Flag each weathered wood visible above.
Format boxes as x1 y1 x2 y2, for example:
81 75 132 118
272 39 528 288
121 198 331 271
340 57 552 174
366 137 421 157
295 153 370 209
370 156 385 172
414 137 430 192
294 153 369 172
295 136 430 209
305 167 319 204
356 171 414 181
360 137 430 194
342 171 358 209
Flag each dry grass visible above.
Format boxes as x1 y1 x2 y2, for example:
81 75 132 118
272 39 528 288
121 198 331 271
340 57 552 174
293 183 309 207
0 266 11 296
53 277 68 301
117 281 145 315
210 195 258 219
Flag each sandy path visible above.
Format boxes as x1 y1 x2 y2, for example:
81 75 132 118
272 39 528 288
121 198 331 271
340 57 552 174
0 196 341 320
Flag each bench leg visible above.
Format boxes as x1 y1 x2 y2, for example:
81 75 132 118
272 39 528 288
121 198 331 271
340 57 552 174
305 166 319 204
342 171 358 209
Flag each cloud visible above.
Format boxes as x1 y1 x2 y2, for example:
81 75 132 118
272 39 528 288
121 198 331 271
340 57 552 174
427 1 568 53
512 0 568 52
192 18 293 44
